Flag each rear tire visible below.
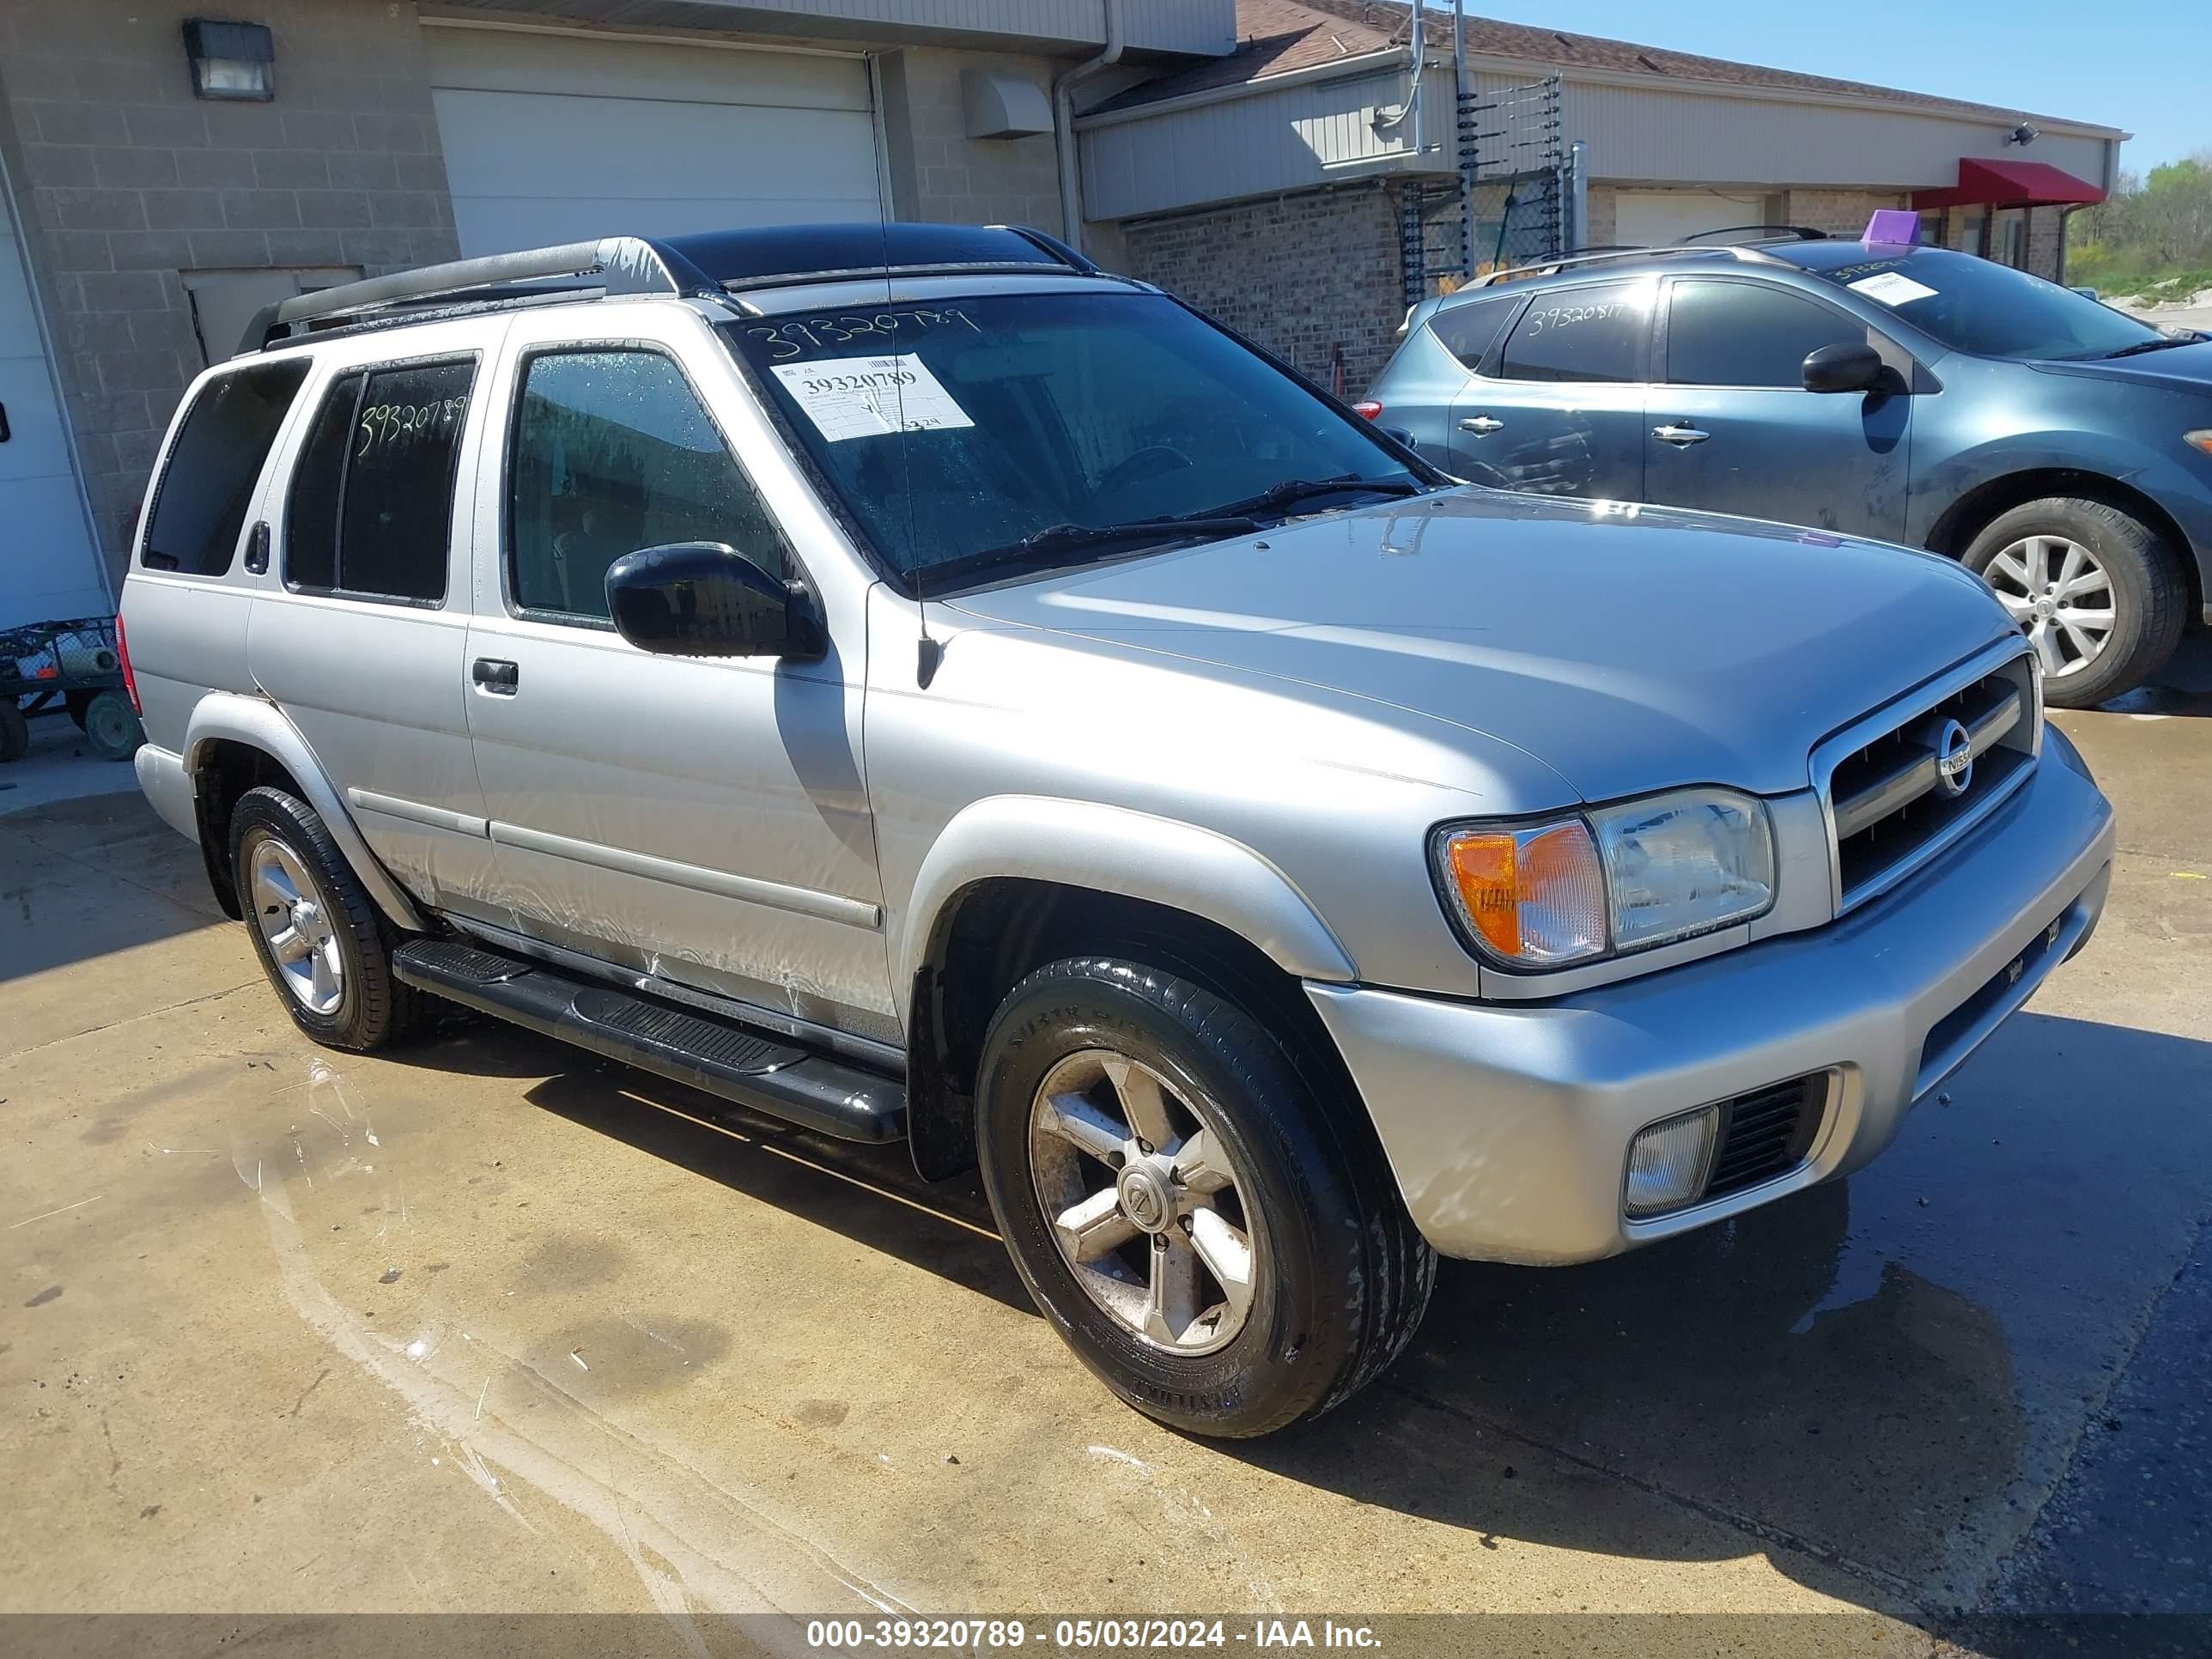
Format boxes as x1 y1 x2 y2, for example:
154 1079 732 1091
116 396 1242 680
81 689 143 761
229 786 425 1051
975 956 1434 1437
1960 496 2186 708
0 699 27 763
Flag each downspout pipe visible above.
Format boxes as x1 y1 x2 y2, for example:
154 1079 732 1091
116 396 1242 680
1055 0 1124 252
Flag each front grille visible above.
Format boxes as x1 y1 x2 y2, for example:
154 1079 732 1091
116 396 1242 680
1705 1074 1827 1200
1820 654 2039 913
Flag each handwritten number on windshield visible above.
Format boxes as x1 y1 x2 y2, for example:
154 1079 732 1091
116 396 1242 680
746 307 983 361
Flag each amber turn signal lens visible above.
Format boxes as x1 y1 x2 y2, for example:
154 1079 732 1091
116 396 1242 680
1441 820 1608 965
2187 429 2212 458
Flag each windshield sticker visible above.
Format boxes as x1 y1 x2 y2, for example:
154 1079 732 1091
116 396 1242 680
1847 271 1938 307
770 354 975 443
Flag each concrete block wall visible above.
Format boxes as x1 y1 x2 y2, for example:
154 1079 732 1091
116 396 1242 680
1781 187 1909 242
1122 182 1402 398
0 0 458 579
878 47 1063 232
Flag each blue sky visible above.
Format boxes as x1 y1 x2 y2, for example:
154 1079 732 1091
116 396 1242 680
1462 0 2205 175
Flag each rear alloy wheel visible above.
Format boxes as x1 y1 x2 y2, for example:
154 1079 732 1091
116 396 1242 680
1962 496 2186 708
976 956 1435 1437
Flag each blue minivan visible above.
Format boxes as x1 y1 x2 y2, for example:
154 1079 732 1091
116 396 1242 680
1361 238 2212 706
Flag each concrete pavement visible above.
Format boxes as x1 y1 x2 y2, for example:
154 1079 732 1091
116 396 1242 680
3 645 2209 1654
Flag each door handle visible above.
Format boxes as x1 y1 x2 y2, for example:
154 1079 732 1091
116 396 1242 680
471 658 519 695
1652 423 1711 447
244 520 270 574
1458 415 1504 435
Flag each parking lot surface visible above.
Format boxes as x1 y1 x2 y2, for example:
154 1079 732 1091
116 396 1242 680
3 643 2209 1652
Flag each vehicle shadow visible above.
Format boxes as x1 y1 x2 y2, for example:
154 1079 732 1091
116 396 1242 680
2095 629 2212 716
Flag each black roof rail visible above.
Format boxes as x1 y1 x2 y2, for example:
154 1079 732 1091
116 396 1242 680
1681 224 1830 245
238 234 716 356
236 222 1109 356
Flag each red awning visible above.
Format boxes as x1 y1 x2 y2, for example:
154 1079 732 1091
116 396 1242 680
1911 157 2105 210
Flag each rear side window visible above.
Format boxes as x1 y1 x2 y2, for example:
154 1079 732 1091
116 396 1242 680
1498 281 1654 384
141 359 310 574
506 349 785 623
1667 279 1865 388
286 358 475 604
1426 295 1519 373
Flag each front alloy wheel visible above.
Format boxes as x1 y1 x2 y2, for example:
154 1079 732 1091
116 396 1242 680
1030 1048 1260 1354
249 837 346 1014
1981 533 2113 683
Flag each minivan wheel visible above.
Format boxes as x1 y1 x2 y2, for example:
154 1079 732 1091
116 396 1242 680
229 786 424 1051
975 957 1435 1437
1961 496 2186 708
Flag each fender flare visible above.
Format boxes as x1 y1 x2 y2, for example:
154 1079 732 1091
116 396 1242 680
895 795 1357 994
184 692 428 933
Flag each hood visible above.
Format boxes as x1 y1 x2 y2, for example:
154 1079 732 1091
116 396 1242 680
945 490 2016 802
2029 337 2212 396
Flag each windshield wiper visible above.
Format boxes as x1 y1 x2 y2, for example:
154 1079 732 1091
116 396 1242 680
2101 334 2198 359
1191 474 1425 521
920 514 1261 588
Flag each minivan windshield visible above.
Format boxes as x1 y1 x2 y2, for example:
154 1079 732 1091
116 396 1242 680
1796 248 2166 362
721 290 1429 586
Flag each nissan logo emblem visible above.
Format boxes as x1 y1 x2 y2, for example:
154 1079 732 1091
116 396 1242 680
1935 718 1973 799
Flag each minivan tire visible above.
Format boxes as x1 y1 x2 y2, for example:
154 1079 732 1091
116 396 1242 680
229 786 425 1051
1960 496 2187 709
974 956 1435 1437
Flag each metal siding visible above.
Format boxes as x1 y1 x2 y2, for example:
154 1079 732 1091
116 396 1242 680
1083 66 1448 221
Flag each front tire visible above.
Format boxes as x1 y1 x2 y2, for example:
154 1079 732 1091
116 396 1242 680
229 786 424 1051
1961 496 2187 708
975 957 1434 1437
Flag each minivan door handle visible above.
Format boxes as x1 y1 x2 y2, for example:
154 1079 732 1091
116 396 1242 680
1652 423 1711 447
1458 415 1504 435
471 658 519 695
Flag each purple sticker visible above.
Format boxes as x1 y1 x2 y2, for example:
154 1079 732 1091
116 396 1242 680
1863 210 1920 247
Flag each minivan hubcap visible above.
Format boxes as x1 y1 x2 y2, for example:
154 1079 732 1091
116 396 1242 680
248 840 343 1015
1028 1048 1261 1354
1984 535 2114 680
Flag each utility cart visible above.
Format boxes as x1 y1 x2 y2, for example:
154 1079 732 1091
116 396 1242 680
0 615 143 763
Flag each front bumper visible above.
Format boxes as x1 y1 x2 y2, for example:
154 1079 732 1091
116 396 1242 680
1310 726 2115 1264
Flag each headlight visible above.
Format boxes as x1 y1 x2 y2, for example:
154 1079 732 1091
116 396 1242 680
1433 788 1775 969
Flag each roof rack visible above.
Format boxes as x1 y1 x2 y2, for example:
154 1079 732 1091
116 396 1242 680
1474 240 1791 289
1682 224 1829 245
237 235 716 356
237 222 1103 356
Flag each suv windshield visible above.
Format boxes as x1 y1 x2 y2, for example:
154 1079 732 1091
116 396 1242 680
721 290 1425 584
1796 248 2165 362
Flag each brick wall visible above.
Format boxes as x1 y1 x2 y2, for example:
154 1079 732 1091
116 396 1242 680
878 47 1062 231
1122 183 1401 398
2024 205 2063 282
0 0 458 582
1781 187 1909 241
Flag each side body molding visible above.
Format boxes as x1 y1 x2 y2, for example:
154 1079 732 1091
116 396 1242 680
184 692 429 934
895 795 1358 993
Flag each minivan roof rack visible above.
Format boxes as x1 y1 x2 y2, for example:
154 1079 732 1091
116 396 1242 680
1473 240 1791 289
238 222 1100 356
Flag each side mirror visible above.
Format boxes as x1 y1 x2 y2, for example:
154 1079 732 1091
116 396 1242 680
605 542 823 660
1380 424 1420 452
1802 341 1885 394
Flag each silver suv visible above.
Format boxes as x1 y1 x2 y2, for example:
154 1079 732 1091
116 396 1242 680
120 224 2116 1437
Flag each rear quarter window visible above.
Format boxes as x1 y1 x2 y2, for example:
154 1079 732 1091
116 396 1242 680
139 358 311 575
1425 295 1521 374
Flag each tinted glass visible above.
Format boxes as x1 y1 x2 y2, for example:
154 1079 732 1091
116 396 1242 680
142 358 309 574
286 361 472 601
721 292 1419 582
1796 248 2161 361
508 350 784 621
1427 295 1519 372
1667 279 1864 387
1498 281 1655 383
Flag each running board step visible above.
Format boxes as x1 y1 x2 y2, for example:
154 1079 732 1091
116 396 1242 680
393 939 905 1144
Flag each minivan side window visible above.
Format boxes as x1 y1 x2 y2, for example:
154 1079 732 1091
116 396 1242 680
285 358 475 604
1667 279 1865 388
506 349 786 623
1426 295 1520 374
140 358 311 575
1498 281 1655 384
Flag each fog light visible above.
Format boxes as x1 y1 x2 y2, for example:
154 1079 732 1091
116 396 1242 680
1624 1106 1718 1218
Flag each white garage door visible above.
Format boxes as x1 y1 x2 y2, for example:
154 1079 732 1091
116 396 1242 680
424 27 885 258
1 198 106 629
1614 189 1772 249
